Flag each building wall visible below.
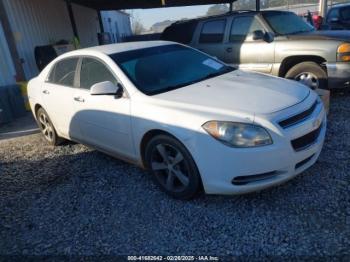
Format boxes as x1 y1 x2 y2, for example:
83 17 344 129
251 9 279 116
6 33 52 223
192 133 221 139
72 3 99 48
0 21 16 86
2 0 100 80
101 11 132 43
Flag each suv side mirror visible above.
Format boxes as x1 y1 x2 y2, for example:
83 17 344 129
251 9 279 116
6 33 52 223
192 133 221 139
252 30 265 40
90 81 120 95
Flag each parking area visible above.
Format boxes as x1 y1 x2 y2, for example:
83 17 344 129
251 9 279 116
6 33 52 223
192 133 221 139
0 91 349 256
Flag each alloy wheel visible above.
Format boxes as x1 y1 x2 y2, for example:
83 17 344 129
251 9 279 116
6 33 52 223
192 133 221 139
150 143 190 192
38 112 54 142
295 72 319 90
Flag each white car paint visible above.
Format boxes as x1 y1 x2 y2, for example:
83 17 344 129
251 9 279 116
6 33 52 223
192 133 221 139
28 41 326 195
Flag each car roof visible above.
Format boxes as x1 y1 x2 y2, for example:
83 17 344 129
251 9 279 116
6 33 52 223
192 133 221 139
329 3 350 10
67 41 175 56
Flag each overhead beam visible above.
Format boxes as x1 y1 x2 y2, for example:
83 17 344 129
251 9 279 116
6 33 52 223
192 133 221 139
70 0 236 10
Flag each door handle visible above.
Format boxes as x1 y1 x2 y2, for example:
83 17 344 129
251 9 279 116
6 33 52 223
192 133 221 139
226 47 233 53
42 90 50 95
74 96 85 102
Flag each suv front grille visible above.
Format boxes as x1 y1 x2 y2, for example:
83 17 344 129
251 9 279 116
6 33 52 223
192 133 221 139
291 123 322 151
279 100 318 129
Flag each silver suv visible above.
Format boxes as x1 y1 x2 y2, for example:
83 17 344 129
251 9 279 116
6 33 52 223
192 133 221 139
162 10 350 90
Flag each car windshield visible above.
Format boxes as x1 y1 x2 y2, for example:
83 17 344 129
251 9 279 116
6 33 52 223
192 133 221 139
263 11 315 35
110 44 234 95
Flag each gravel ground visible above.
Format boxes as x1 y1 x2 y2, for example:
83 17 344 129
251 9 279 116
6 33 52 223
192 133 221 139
0 92 349 258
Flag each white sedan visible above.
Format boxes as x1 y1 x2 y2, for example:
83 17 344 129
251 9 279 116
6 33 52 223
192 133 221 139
28 41 326 199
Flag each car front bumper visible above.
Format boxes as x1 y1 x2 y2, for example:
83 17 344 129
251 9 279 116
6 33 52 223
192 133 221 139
326 62 350 89
191 96 326 195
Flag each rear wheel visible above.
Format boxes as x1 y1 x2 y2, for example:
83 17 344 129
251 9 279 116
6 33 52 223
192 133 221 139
36 108 63 146
285 61 327 90
145 135 201 199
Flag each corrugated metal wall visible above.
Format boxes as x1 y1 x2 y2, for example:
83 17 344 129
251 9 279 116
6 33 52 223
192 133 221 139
0 21 16 86
101 11 132 42
2 0 100 80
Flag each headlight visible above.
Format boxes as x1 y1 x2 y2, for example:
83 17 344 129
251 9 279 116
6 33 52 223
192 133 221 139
337 43 350 62
202 121 272 148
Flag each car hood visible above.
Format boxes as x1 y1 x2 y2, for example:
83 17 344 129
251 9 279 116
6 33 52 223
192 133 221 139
287 30 350 41
154 70 310 116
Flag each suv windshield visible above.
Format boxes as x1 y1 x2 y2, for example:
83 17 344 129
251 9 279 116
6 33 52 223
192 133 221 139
110 44 234 95
263 11 314 35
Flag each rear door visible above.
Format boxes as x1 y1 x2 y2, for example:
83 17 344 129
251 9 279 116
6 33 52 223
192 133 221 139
42 57 81 138
226 15 275 73
194 18 228 61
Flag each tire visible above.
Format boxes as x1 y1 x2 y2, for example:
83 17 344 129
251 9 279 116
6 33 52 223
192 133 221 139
145 134 202 200
36 108 63 146
285 61 328 90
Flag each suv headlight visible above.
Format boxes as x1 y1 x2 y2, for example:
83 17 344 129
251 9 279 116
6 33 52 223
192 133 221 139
202 121 272 148
337 43 350 62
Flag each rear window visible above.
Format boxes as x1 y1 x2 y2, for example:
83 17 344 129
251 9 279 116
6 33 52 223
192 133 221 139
199 19 226 43
161 21 198 44
48 58 78 87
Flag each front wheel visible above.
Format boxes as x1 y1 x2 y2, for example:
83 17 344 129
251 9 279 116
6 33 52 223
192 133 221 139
145 135 202 199
285 61 328 90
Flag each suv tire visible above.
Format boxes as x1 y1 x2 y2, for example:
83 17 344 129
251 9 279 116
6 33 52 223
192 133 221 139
285 61 327 90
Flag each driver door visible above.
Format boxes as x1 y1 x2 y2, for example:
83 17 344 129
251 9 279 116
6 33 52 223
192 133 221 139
227 15 275 74
72 57 134 158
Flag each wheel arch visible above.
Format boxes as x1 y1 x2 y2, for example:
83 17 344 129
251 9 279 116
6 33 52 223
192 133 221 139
278 55 327 77
139 129 181 168
34 103 43 119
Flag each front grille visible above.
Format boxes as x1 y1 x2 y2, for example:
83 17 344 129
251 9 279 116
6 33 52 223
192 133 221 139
295 154 315 169
232 171 278 185
279 100 318 129
291 123 322 151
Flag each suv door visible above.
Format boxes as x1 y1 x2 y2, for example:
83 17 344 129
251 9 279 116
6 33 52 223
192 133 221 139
227 15 275 74
72 57 134 158
43 57 81 138
194 18 228 61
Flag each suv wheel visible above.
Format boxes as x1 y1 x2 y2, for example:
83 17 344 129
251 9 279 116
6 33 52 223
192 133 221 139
285 61 327 90
145 135 202 199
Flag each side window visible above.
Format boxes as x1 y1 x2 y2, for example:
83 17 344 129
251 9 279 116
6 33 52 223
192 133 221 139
199 19 226 43
340 7 350 21
79 58 118 89
161 21 198 44
327 8 340 22
230 16 264 42
48 58 78 87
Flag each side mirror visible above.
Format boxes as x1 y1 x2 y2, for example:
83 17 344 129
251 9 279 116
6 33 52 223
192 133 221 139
252 30 265 40
264 32 274 43
90 81 120 95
